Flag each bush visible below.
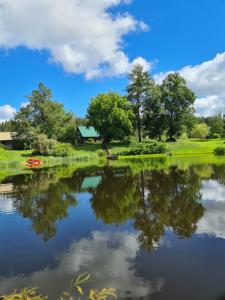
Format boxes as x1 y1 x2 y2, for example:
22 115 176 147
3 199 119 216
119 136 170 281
211 133 220 139
120 140 167 156
52 142 75 157
0 143 7 150
34 134 57 156
97 149 105 157
87 138 95 144
214 147 225 156
34 134 75 157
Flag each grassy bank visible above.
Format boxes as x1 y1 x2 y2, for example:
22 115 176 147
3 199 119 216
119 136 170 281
0 139 224 167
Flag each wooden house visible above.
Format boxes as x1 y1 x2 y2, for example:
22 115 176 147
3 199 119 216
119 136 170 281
0 132 13 149
77 126 100 144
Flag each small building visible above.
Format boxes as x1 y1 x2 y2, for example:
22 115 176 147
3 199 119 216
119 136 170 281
77 126 100 144
0 132 13 149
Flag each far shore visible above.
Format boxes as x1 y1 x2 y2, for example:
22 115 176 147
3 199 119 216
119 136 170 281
0 138 224 167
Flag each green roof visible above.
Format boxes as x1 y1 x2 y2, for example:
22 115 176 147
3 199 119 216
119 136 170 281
81 176 102 190
78 126 100 138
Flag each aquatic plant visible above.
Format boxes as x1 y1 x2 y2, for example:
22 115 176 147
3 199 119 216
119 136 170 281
0 287 47 299
1 273 117 300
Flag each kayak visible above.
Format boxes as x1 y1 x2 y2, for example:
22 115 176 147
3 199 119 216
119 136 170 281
21 159 42 168
26 159 42 164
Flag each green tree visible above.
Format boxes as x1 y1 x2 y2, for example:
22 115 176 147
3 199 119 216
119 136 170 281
87 92 134 143
191 123 209 139
161 73 196 141
205 113 224 137
0 120 12 132
143 84 166 141
11 83 75 148
127 64 154 142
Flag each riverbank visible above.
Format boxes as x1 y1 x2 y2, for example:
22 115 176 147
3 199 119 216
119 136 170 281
0 139 224 166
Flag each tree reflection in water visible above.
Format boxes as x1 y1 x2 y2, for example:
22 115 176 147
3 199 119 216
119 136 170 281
91 167 141 224
90 166 204 250
135 167 204 250
8 163 210 246
12 168 77 241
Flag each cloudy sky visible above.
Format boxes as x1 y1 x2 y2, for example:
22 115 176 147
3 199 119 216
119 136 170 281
0 0 224 120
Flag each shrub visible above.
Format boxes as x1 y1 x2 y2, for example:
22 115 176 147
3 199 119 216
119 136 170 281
214 147 225 156
97 149 105 157
87 138 95 144
211 133 220 139
0 143 7 150
120 140 167 156
34 134 75 157
52 142 75 157
34 134 57 156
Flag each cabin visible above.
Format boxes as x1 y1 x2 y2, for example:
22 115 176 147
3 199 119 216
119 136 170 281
77 126 100 144
0 132 13 149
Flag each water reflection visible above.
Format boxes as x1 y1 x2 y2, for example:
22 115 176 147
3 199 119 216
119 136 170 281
134 167 204 250
0 231 165 299
11 169 78 241
91 168 141 224
2 163 225 244
1 160 225 299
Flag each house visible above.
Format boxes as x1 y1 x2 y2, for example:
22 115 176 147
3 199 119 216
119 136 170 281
77 126 100 144
0 132 13 149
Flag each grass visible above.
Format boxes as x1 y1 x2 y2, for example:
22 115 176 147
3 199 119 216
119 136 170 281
0 139 224 167
119 138 225 158
166 139 225 155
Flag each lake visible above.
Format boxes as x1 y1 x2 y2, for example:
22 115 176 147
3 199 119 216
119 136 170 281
0 156 225 299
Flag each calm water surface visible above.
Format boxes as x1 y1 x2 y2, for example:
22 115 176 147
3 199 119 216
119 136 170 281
0 158 225 299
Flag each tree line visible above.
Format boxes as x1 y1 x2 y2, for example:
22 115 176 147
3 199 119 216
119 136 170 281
0 64 224 149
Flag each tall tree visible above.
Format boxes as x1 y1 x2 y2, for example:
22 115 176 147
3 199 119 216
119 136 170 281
87 92 134 143
161 73 196 141
143 84 166 141
11 83 75 148
0 120 12 132
127 64 154 142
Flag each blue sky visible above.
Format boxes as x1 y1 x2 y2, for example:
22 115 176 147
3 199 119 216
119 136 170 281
0 0 224 121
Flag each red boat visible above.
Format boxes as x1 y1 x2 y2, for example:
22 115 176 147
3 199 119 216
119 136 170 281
25 158 42 168
26 159 42 164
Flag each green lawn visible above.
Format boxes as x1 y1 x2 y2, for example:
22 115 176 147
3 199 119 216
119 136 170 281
166 138 225 155
0 139 224 167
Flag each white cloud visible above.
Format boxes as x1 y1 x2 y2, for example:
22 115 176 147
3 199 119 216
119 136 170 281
195 95 225 116
0 197 15 214
200 180 225 203
154 52 225 116
0 0 150 78
0 104 16 122
197 201 225 240
196 180 225 239
20 102 29 108
0 231 165 298
131 56 152 72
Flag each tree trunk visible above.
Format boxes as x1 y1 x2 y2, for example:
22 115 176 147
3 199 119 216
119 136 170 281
137 106 142 142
